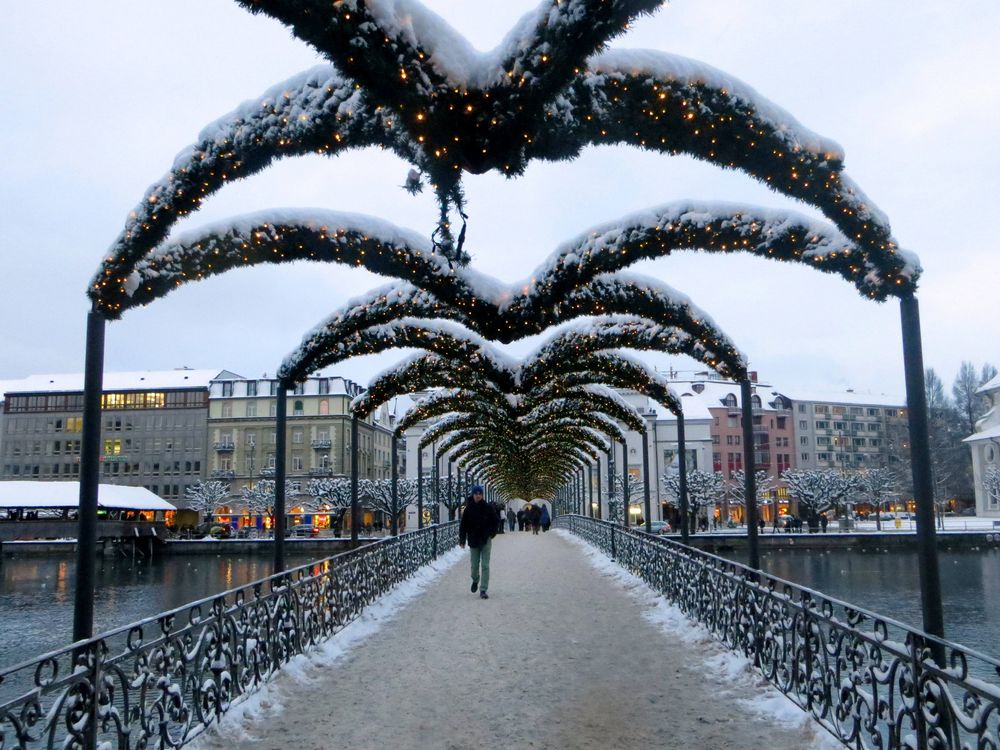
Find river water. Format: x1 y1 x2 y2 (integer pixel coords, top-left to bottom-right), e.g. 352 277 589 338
0 552 319 672
754 547 1000 661
3 547 999 676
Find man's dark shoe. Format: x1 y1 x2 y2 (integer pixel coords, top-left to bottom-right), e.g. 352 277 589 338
480 591 489 599
471 580 478 593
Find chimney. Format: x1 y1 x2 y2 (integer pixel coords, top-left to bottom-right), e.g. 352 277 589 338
749 371 758 383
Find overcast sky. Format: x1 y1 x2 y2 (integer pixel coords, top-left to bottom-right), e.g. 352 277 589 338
1 0 997 397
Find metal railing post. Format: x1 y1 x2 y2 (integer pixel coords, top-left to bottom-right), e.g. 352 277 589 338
741 379 760 570
678 412 690 544
351 415 360 544
274 385 288 573
73 309 105 643
417 441 424 530
900 295 945 642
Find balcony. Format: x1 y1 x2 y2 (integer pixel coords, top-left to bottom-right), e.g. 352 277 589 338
311 439 332 449
210 469 236 480
309 467 333 477
213 442 235 452
259 467 276 477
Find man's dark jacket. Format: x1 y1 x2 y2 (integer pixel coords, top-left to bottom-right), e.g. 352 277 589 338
460 497 497 549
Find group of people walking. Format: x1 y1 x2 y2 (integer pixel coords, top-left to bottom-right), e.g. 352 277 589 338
458 488 552 601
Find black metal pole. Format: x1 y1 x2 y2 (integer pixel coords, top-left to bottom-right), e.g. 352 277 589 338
432 442 439 522
417 439 424 529
606 446 613 522
350 414 359 544
73 309 106 642
741 379 760 570
587 462 594 518
621 439 630 528
273 385 288 572
642 430 652 533
447 458 454 521
677 412 690 544
900 295 945 639
391 434 399 536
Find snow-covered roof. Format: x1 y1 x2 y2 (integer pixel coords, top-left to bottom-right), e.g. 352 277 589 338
0 481 175 511
773 387 904 408
964 425 1000 443
3 369 223 395
978 374 1000 395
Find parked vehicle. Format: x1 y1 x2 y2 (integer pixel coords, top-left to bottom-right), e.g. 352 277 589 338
648 521 670 534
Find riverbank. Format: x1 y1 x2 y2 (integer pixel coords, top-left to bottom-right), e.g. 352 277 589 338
0 536 373 558
678 529 1000 554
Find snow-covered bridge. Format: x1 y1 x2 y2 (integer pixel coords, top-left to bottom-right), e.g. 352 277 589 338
192 529 826 750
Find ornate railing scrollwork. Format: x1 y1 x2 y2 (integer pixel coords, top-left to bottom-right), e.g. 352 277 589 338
0 522 458 749
556 514 1000 749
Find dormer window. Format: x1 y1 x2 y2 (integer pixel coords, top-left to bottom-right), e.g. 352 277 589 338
723 394 737 408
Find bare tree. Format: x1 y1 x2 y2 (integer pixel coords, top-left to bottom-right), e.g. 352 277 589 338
240 480 298 515
359 478 416 534
727 470 776 522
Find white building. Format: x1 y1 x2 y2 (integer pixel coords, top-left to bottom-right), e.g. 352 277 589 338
964 374 1000 517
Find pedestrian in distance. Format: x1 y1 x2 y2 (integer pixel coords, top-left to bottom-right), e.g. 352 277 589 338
820 512 829 533
507 507 516 532
540 504 551 532
530 504 542 535
459 485 497 599
516 508 526 531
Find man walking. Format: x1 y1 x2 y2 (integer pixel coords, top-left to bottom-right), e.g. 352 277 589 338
459 485 497 599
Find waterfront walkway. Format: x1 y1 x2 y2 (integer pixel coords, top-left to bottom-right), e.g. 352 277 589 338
199 530 822 750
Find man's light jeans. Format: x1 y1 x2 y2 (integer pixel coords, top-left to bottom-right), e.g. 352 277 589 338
470 538 492 591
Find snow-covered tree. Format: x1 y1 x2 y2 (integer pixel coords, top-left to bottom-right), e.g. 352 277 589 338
856 467 898 531
359 478 417 533
184 480 230 520
306 477 352 531
663 469 723 531
726 470 776 511
781 469 859 518
240 480 298 515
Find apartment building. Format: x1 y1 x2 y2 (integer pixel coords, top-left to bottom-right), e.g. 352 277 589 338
207 373 395 499
773 388 908 473
0 369 218 503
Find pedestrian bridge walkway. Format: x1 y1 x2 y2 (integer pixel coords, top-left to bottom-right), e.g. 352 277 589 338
195 530 822 750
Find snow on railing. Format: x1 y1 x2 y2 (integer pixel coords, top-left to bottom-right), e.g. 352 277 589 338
0 521 459 749
557 514 1000 749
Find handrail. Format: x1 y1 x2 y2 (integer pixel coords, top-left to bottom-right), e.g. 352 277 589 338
557 514 1000 749
0 521 459 749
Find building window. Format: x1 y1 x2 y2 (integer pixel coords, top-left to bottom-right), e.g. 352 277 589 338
292 455 304 471
222 382 234 397
247 381 257 397
245 431 256 446
318 379 330 395
221 403 232 418
293 383 305 396
293 400 304 416
711 435 720 444
801 452 809 461
246 402 257 418
319 399 329 415
292 430 303 444
833 421 846 431
723 394 737 408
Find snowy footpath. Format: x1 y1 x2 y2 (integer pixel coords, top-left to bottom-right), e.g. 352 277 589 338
194 530 833 750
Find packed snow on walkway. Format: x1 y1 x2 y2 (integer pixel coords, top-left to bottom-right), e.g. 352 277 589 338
188 546 464 748
556 529 841 750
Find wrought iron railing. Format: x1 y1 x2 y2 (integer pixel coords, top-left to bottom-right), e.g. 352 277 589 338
557 514 1000 749
0 521 459 749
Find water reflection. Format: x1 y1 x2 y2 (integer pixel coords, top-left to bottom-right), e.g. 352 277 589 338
0 553 317 670
757 548 1000 657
